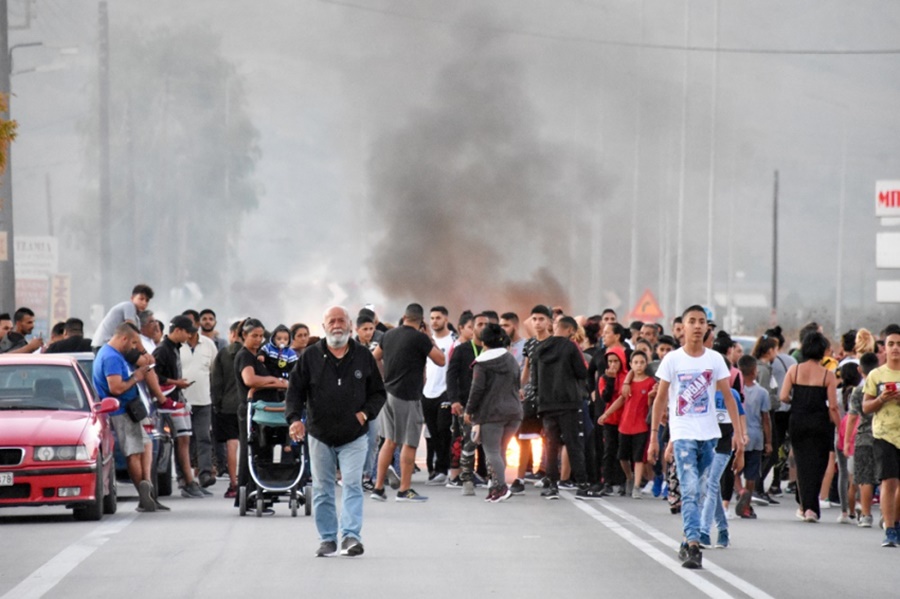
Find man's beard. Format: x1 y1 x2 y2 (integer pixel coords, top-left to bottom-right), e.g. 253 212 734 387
201 324 215 333
326 329 350 348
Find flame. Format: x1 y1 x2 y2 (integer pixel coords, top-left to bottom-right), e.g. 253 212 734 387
505 437 543 469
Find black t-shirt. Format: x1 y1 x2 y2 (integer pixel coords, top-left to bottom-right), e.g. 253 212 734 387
45 336 93 354
234 346 278 402
380 325 434 401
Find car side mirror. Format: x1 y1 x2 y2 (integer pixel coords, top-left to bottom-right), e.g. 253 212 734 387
94 397 120 414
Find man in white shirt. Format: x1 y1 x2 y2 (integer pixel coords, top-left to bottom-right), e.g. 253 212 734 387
648 305 744 570
422 306 456 486
180 312 219 489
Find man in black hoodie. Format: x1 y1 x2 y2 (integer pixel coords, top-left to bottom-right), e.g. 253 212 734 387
287 306 386 558
447 312 489 495
534 316 591 499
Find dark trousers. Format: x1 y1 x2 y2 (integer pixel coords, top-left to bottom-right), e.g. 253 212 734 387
235 401 254 505
542 409 587 484
790 413 833 518
721 453 735 501
422 394 452 475
603 423 625 486
760 411 790 489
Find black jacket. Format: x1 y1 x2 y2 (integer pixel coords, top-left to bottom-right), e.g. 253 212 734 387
285 339 386 447
152 337 183 401
465 349 523 425
446 340 479 408
533 336 588 413
211 341 243 415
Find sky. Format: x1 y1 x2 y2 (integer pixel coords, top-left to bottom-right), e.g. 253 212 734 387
8 0 900 335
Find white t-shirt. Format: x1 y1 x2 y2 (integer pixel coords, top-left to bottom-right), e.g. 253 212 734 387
423 332 455 399
180 335 217 407
657 347 731 442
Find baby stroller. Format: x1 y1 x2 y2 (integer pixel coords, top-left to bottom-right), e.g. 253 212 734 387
239 400 311 517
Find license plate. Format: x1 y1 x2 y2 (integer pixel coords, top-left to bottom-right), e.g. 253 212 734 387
0 472 12 486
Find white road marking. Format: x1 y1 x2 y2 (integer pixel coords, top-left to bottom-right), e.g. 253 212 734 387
568 494 778 599
569 499 734 599
2 513 138 599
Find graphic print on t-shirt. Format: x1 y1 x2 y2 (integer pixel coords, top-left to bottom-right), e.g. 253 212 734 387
676 369 714 417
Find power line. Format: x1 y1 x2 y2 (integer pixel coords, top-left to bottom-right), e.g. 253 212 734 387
316 0 900 56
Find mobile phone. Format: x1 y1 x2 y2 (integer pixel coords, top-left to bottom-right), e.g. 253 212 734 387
886 382 897 393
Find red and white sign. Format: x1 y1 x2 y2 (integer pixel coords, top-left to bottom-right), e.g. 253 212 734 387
877 180 900 217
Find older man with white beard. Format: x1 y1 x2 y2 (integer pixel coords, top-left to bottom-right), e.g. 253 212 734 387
286 306 386 558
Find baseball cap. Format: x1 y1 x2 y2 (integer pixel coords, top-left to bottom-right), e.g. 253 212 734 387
169 315 198 334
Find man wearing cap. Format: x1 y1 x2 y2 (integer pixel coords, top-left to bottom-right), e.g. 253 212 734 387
153 315 207 498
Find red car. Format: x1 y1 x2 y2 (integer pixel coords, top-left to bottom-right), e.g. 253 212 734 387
0 354 119 520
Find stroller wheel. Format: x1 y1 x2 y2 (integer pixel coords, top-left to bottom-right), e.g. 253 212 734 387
304 485 312 516
256 494 263 518
238 486 247 517
290 498 298 517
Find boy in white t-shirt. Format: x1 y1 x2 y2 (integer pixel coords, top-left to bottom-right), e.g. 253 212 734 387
648 305 744 569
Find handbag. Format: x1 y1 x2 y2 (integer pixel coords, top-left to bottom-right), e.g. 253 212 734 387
125 398 148 423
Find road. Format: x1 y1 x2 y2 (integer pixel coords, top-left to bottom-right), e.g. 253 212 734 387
1 467 897 599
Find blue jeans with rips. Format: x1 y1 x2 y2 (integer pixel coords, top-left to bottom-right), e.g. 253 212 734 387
308 433 368 543
673 438 716 543
700 451 731 538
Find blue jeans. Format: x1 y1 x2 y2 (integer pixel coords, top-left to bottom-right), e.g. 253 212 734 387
700 451 731 537
673 438 716 543
308 434 368 543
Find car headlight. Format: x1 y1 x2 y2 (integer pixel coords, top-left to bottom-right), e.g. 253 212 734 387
34 445 89 461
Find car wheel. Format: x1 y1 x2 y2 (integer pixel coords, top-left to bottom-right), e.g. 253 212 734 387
73 469 104 522
103 474 117 515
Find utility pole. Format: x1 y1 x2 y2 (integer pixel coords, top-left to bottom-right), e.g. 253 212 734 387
45 173 52 236
0 0 15 313
772 170 779 317
98 1 111 306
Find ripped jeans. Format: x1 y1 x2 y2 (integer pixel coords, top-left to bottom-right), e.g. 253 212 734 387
700 451 731 538
672 438 716 543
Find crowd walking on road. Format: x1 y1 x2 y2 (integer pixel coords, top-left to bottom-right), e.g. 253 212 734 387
4 284 900 565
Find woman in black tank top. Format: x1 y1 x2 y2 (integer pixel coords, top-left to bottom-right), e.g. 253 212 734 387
779 332 839 522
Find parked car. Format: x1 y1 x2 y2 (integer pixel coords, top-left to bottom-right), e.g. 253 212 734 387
66 352 175 496
0 354 119 520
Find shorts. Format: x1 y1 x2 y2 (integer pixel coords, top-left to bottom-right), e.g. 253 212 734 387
618 431 649 463
170 408 193 438
215 412 240 442
111 413 150 456
874 438 900 481
854 444 876 486
518 415 543 439
380 394 424 448
741 449 763 481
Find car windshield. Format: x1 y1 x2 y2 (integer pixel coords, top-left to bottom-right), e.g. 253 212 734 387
0 365 90 412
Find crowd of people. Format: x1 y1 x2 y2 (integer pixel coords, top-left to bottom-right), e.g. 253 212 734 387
3 284 900 565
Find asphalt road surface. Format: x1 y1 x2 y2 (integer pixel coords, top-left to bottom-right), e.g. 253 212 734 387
1 467 897 599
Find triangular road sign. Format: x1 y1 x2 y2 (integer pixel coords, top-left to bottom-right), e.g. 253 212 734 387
627 289 664 322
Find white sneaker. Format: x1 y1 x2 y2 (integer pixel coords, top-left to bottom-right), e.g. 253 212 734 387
425 472 448 486
819 498 833 509
837 513 850 524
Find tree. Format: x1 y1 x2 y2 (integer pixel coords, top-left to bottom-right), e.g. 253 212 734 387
65 24 260 312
